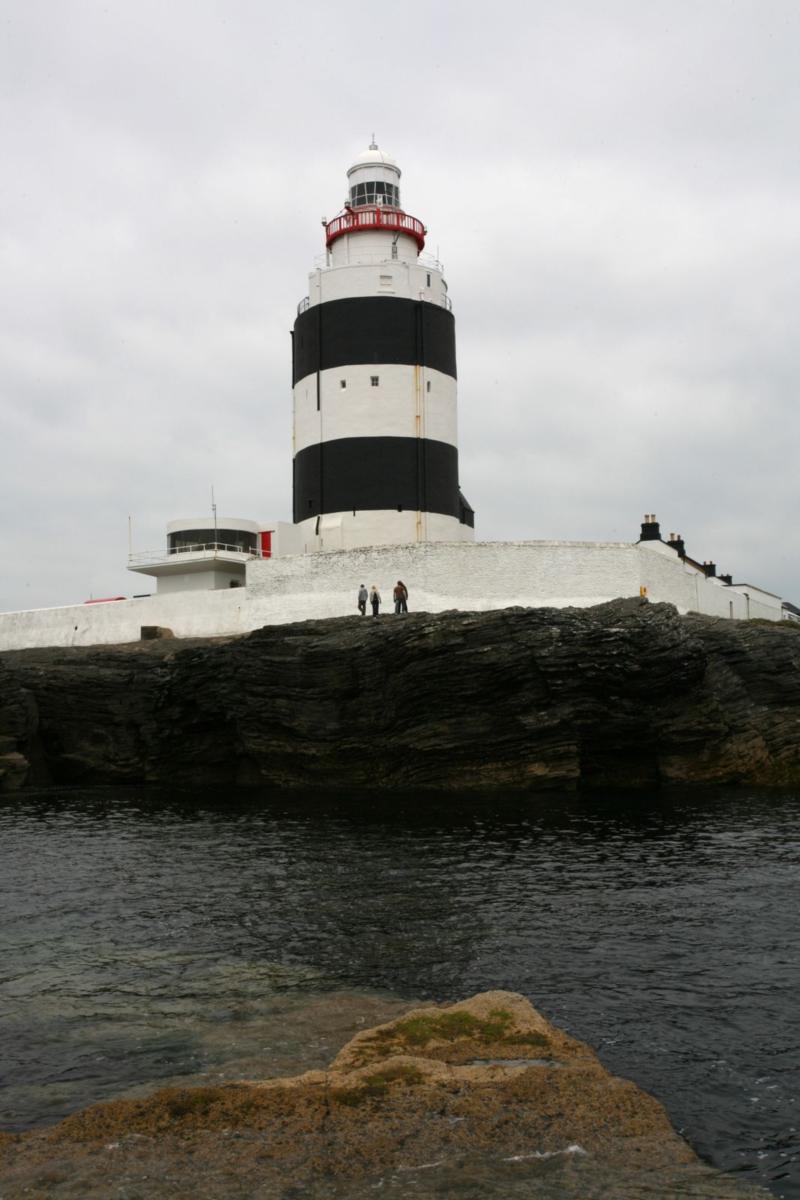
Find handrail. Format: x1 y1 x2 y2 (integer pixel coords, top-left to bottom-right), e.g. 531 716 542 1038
326 206 426 252
128 543 266 566
297 295 310 315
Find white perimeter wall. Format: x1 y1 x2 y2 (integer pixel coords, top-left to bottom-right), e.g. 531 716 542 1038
0 539 779 651
0 589 252 651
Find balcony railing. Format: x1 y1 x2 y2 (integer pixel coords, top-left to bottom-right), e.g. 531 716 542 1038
297 289 451 312
128 542 267 567
326 207 426 251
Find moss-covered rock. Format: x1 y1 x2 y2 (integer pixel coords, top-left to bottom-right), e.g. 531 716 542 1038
0 991 771 1197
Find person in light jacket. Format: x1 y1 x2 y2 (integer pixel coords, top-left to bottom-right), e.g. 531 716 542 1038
357 584 368 616
369 585 381 617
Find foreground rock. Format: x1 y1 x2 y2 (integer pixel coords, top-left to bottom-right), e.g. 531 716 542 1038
2 598 800 792
0 992 768 1198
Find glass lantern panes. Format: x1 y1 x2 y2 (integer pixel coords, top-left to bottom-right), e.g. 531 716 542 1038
349 181 400 208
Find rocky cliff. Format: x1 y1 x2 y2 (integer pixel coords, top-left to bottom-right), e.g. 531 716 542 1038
2 598 800 793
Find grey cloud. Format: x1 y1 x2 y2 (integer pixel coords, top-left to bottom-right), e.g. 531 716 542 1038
1 0 798 612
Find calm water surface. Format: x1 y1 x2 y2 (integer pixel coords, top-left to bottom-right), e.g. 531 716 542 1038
0 787 798 1197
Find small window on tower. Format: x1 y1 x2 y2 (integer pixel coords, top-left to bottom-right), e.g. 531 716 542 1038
426 273 431 286
371 376 379 387
426 380 431 393
340 379 347 389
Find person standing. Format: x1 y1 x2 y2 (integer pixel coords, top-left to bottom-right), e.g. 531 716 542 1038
369 585 381 617
357 584 368 616
393 580 409 614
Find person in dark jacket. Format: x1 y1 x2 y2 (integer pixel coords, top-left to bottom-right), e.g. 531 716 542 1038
393 580 408 614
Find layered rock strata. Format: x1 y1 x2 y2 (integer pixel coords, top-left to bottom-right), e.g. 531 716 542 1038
2 598 800 792
0 992 769 1198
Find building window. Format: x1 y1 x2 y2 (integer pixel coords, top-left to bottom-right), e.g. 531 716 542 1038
371 376 379 387
426 380 431 393
426 273 431 286
340 379 346 389
168 528 256 554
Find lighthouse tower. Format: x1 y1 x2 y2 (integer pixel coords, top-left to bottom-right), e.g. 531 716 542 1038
291 142 475 552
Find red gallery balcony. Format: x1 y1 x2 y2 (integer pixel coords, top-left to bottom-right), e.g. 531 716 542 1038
325 206 426 252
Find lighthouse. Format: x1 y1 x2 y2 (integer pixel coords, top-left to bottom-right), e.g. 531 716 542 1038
291 141 475 552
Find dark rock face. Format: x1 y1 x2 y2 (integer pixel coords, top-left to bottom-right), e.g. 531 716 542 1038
2 599 800 792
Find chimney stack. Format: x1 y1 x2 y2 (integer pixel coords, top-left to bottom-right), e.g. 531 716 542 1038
667 532 686 557
639 513 661 542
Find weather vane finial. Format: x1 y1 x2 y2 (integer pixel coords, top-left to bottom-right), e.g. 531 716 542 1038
369 133 378 150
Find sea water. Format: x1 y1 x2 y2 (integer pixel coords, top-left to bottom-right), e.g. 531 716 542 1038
0 787 798 1197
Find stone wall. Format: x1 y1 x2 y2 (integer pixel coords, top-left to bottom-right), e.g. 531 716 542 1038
0 539 782 651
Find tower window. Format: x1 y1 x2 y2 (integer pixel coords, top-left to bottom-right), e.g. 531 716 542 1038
349 181 400 208
426 273 431 286
371 376 379 387
426 380 431 393
340 379 347 389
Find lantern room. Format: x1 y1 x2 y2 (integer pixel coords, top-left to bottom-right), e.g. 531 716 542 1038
346 140 402 208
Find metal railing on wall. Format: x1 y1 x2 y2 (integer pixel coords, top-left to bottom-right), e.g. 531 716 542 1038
128 543 266 566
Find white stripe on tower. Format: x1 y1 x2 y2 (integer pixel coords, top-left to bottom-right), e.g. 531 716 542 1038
291 141 474 552
293 367 458 455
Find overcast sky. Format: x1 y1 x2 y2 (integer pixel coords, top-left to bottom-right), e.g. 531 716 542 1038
2 0 799 611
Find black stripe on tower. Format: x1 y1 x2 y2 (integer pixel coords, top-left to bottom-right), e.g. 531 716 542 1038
292 297 456 385
293 437 473 525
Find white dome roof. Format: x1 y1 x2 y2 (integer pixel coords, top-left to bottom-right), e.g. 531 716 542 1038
347 142 400 176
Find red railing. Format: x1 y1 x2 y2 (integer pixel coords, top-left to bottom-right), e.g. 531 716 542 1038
325 206 426 251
